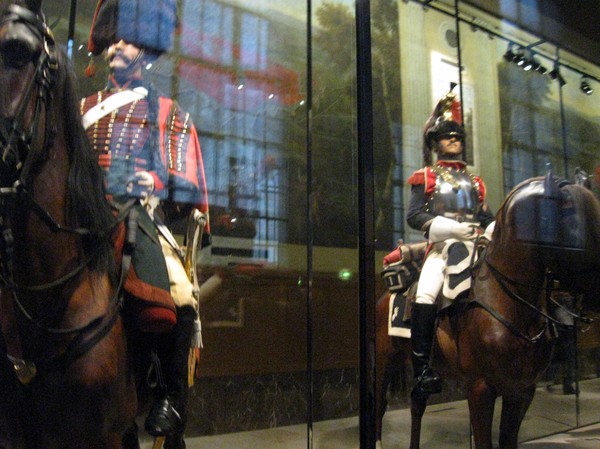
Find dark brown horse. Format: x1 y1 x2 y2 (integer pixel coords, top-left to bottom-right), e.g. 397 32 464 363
0 1 137 447
376 173 600 449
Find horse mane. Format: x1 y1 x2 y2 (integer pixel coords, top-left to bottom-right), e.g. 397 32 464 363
55 51 117 274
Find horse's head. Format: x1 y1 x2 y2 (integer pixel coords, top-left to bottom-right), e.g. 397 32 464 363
498 171 600 305
0 0 56 187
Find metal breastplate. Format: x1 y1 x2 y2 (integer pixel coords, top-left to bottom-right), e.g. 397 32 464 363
426 166 481 222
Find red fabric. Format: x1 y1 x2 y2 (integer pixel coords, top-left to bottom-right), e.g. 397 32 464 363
113 222 177 333
383 247 401 266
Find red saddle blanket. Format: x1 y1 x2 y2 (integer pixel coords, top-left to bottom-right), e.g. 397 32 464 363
113 221 177 334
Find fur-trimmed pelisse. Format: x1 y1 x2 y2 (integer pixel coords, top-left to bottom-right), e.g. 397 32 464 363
88 0 177 55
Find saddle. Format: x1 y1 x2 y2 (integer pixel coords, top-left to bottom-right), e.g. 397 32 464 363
113 203 177 334
382 238 489 336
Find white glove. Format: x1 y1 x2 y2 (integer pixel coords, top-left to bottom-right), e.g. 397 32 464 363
428 215 478 243
126 171 155 199
483 221 495 241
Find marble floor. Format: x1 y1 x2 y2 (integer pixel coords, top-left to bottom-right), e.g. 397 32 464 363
141 378 600 448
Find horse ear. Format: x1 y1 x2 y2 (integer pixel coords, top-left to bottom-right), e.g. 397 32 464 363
24 0 42 14
573 167 591 189
543 169 561 197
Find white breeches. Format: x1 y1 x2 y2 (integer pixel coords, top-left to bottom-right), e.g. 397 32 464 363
158 235 196 309
415 249 445 305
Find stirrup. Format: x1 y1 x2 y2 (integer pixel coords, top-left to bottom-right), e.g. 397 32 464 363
413 367 442 395
145 397 182 436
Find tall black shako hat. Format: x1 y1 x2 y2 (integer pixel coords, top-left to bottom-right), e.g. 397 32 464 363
422 83 465 165
87 0 177 56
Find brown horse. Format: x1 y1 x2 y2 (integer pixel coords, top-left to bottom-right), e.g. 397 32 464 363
376 173 600 449
0 1 137 447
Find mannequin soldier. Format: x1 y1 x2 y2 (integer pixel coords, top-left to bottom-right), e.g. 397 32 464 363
406 87 495 395
81 1 210 447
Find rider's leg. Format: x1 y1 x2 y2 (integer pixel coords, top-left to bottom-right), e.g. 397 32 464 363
144 305 196 446
145 235 197 447
411 252 444 394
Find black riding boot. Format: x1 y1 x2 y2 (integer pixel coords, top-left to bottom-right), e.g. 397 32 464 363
145 306 197 448
411 302 442 395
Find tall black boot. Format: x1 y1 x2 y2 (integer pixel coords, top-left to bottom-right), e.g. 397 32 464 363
145 306 197 448
410 302 442 395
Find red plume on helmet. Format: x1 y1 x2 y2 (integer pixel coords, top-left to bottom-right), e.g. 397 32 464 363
422 83 465 165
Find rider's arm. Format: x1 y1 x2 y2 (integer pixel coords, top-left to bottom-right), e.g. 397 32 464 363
407 184 436 233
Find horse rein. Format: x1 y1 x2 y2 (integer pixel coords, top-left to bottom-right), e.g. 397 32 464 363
475 256 581 343
0 6 133 384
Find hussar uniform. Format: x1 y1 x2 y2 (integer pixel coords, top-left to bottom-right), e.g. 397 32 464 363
83 1 210 447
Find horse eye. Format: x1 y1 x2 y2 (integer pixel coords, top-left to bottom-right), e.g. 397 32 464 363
0 37 38 69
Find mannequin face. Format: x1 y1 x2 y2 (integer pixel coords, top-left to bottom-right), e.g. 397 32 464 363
106 39 143 81
435 136 463 158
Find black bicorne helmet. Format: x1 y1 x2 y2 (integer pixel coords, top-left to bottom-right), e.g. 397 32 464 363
422 83 465 165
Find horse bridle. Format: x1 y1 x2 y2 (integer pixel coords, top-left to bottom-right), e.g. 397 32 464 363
474 256 589 344
0 6 132 385
0 3 57 186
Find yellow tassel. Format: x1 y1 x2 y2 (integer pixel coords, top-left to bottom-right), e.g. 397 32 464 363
188 347 201 387
152 436 165 449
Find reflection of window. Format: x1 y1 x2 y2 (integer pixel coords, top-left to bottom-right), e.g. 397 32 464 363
498 61 560 193
240 13 268 70
177 0 300 252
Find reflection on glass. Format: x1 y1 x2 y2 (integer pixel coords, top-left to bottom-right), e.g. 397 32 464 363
37 0 600 446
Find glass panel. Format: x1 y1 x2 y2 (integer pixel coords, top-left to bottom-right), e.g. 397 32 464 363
378 3 475 448
310 1 360 448
31 1 600 447
560 60 600 429
484 19 580 441
53 1 313 447
375 1 596 447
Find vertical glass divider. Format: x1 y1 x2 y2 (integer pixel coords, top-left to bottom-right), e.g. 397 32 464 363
356 0 377 447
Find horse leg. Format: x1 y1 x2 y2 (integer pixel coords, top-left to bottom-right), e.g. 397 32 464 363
409 388 429 449
466 380 496 449
498 384 536 449
121 422 141 449
375 343 391 446
375 293 393 448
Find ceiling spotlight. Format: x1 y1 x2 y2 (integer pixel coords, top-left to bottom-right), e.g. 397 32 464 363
503 49 516 62
549 68 566 87
503 43 517 62
548 62 567 86
580 77 593 95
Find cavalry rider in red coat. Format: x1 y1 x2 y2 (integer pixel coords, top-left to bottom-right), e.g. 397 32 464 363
407 87 495 395
81 1 210 447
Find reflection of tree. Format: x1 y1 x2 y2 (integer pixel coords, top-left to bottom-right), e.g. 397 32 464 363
499 61 600 190
498 60 556 190
310 1 400 248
